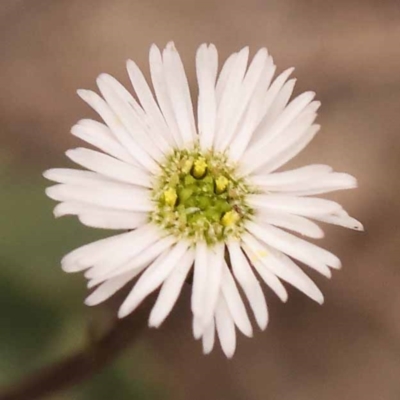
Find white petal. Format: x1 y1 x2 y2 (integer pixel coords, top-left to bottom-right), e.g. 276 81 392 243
163 42 197 146
256 78 296 135
246 222 340 276
84 268 144 306
202 319 215 355
241 104 318 175
310 213 364 231
192 315 203 340
118 240 190 318
88 234 177 286
46 183 151 212
220 262 253 337
83 224 161 279
44 168 112 187
71 119 136 164
215 295 236 358
215 52 237 104
214 46 249 150
77 89 158 173
191 241 208 318
256 90 315 148
52 201 98 218
126 59 175 146
65 148 151 188
250 164 333 188
248 194 343 218
255 211 324 239
253 124 320 175
249 67 294 144
148 248 195 328
228 56 276 161
61 230 138 272
242 233 324 304
217 48 269 151
149 44 182 147
241 244 288 302
196 43 218 150
96 74 166 162
201 243 225 328
227 241 269 330
78 211 147 230
92 73 145 117
282 173 358 196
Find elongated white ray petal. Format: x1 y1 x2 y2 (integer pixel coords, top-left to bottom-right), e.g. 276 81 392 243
241 105 318 175
71 120 136 164
163 42 196 146
201 243 225 328
256 78 296 135
228 241 269 330
83 224 161 279
228 56 276 161
248 195 343 218
52 201 102 218
250 164 332 188
255 211 324 239
78 211 147 230
214 47 249 149
85 268 145 306
254 90 315 149
218 48 269 151
46 183 151 213
97 74 146 117
215 295 236 358
192 315 203 340
255 124 320 175
196 43 218 150
149 248 195 328
248 223 333 278
215 52 237 104
43 169 113 187
282 173 358 196
126 59 175 146
242 244 288 302
66 148 151 188
220 262 253 337
77 89 158 172
249 67 294 144
61 235 126 272
52 201 148 231
311 213 364 231
61 226 153 272
202 319 216 355
88 235 177 286
247 221 340 274
96 74 166 161
191 241 208 318
149 44 182 148
118 241 190 318
242 233 324 304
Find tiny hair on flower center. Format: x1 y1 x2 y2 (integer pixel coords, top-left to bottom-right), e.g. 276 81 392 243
150 146 255 244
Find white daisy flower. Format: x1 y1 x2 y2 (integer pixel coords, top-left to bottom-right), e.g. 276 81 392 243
44 42 363 358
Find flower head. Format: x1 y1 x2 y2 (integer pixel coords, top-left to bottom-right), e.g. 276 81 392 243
44 42 363 358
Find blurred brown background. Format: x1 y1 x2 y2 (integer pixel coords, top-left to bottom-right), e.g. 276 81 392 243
1 0 400 399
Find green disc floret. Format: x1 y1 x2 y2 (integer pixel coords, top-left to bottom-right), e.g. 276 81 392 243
150 146 255 244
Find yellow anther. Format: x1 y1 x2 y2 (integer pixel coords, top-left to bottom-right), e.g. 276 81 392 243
221 210 240 227
215 176 229 194
164 187 177 207
192 157 207 178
